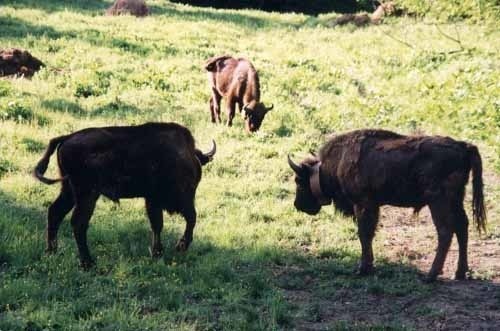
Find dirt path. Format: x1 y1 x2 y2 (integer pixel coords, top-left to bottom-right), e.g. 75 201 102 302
281 206 500 330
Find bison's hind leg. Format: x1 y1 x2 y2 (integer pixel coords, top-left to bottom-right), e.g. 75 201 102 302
454 204 470 280
209 89 222 124
145 199 164 258
176 204 196 252
70 191 98 270
46 181 74 253
426 200 455 282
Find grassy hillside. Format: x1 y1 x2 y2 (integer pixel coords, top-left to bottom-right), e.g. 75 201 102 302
1 1 499 330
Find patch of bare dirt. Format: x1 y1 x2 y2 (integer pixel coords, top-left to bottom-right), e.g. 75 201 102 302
282 171 499 329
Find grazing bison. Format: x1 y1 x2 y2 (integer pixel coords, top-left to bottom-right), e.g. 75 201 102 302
288 129 486 282
204 55 273 132
34 123 216 269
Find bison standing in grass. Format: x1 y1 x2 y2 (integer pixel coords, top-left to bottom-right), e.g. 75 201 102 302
288 129 486 282
204 55 273 132
34 123 215 269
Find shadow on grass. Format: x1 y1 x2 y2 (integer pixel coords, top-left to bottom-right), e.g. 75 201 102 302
0 16 152 56
3 0 110 14
41 98 141 119
168 0 370 15
41 99 85 116
1 188 499 329
149 4 296 29
0 15 65 40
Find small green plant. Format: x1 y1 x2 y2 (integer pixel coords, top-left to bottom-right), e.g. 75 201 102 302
0 101 34 123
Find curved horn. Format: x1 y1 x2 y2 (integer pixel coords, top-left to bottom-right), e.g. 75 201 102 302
204 140 216 159
287 155 303 175
309 149 317 157
266 104 274 111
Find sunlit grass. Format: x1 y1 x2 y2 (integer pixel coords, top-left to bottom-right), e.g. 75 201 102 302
0 1 499 330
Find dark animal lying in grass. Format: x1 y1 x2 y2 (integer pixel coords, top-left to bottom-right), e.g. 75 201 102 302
329 1 395 27
288 129 486 282
204 55 273 132
0 48 44 77
34 122 216 269
106 0 149 17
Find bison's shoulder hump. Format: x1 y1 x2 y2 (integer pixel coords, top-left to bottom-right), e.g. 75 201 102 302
204 55 233 72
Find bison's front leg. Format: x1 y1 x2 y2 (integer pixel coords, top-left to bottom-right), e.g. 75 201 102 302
176 205 196 252
226 98 237 127
71 193 98 270
354 204 379 275
145 199 164 258
46 183 74 253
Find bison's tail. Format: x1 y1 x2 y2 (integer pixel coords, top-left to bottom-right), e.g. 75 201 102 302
468 144 487 233
33 134 70 185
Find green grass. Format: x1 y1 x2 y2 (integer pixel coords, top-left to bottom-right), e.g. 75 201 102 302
0 1 499 330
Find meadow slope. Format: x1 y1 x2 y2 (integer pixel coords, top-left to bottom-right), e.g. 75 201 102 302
0 1 499 330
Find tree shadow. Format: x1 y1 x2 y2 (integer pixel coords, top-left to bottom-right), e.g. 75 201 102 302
148 3 296 29
41 98 142 119
41 99 85 117
0 15 65 40
168 0 370 15
3 0 110 14
89 100 142 118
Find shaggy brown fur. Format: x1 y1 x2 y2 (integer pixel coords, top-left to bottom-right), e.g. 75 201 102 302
33 123 216 269
0 48 44 77
289 129 486 282
106 0 149 17
329 2 395 27
204 55 273 132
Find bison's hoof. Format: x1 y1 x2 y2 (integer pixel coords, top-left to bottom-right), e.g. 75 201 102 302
455 269 470 280
45 243 58 254
79 259 95 271
149 246 163 259
357 264 374 276
175 238 189 252
422 274 438 283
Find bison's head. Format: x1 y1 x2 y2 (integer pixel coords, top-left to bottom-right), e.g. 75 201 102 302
287 155 323 215
243 102 273 133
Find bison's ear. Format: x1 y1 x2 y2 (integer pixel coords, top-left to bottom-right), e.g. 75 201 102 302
243 104 252 117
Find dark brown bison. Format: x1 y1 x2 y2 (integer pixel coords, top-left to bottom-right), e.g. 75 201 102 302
106 0 149 17
204 55 273 132
34 122 216 269
288 129 486 282
0 48 44 77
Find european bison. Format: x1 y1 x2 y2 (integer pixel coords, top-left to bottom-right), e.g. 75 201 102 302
288 129 486 282
0 48 44 77
34 122 216 269
205 55 273 132
106 0 149 17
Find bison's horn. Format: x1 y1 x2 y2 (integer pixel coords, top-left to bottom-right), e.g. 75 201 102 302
309 149 317 157
288 155 303 175
204 140 216 159
266 104 274 111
